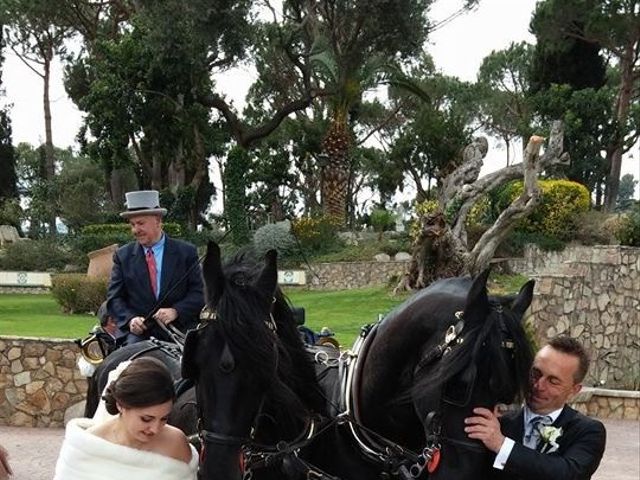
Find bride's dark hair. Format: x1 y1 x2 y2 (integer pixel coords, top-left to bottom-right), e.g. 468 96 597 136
103 357 175 415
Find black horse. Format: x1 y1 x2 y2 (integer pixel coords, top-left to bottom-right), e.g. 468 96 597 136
183 241 535 480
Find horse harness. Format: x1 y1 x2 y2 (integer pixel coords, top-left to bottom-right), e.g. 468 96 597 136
312 317 466 479
416 304 518 475
194 305 341 480
312 305 515 479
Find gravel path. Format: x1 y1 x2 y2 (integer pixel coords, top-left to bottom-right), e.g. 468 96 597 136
0 418 637 479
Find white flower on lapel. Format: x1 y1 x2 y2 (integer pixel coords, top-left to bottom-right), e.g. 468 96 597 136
539 425 563 453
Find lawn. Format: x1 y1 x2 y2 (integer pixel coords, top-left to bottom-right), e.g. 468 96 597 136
0 274 529 345
0 288 409 345
0 294 97 339
284 287 410 346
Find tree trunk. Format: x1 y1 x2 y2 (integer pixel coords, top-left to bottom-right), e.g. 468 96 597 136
43 45 56 236
396 122 568 292
321 116 350 225
603 46 635 211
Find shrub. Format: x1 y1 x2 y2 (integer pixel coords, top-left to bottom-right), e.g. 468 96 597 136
291 215 342 253
615 203 640 247
495 179 590 241
253 221 297 258
409 200 439 241
369 209 395 239
51 274 109 314
71 222 185 254
0 239 78 271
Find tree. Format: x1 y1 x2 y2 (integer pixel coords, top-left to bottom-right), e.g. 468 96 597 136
382 62 475 203
396 122 569 291
530 0 640 211
0 22 16 209
2 0 72 235
56 153 108 233
617 173 638 210
476 42 535 165
308 0 435 224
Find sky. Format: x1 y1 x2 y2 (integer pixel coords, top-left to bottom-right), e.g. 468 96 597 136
2 0 638 200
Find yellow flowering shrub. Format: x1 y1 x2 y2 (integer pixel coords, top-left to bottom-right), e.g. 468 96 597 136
291 214 342 252
409 200 440 240
498 179 591 240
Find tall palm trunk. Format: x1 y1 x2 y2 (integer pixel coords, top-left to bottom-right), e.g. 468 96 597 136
321 114 351 225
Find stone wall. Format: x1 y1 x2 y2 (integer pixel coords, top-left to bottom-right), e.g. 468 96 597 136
305 260 409 290
0 337 87 427
571 388 639 420
527 245 639 390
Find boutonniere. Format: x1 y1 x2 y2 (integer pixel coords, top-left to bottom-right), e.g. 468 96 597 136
539 425 563 453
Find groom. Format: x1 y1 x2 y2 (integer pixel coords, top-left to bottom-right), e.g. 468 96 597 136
465 335 606 480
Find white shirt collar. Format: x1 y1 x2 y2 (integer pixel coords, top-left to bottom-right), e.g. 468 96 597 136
524 404 564 424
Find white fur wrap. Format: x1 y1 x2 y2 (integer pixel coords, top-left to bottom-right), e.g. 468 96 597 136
53 418 198 480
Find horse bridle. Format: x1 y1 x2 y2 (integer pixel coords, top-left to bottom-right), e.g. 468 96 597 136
418 304 518 472
193 304 327 478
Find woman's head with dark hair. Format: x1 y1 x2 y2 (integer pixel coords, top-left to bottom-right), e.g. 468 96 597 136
103 357 175 415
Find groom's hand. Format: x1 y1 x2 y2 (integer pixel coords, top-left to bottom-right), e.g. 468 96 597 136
464 407 505 452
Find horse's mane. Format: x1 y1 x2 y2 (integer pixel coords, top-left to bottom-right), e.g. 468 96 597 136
413 290 533 406
213 251 325 432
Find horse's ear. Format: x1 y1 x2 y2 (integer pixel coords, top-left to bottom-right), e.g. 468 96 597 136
511 280 535 319
181 329 200 380
203 240 224 305
464 268 491 320
254 249 278 296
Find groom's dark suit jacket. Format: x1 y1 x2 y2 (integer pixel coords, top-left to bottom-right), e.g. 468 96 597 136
492 405 606 480
107 236 204 340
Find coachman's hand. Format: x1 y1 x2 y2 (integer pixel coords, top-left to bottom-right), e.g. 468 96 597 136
129 316 147 335
153 308 178 325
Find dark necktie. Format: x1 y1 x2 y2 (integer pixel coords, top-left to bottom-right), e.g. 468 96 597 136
146 249 157 297
523 415 552 449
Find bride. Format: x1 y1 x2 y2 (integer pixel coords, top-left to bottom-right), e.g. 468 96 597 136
54 357 198 480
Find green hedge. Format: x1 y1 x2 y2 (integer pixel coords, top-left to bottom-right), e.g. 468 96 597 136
0 240 79 271
72 222 186 255
51 274 109 314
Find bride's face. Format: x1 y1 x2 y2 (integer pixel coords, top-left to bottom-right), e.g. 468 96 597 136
119 400 173 445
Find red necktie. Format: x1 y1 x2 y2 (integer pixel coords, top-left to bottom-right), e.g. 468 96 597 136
146 249 157 297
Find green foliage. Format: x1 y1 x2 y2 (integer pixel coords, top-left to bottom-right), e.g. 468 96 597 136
476 41 534 147
291 215 342 254
50 274 108 314
0 239 78 271
71 222 184 254
615 203 640 247
496 179 591 240
369 209 395 234
617 174 638 211
57 155 108 232
253 222 296 258
224 146 251 246
499 231 566 256
0 198 22 229
409 200 439 241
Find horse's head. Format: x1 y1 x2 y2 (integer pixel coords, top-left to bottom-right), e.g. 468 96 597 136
413 269 535 477
182 241 319 480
